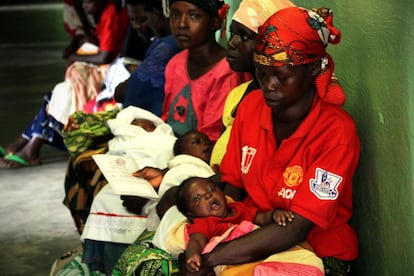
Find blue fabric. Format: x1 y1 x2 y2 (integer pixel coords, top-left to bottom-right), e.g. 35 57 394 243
123 35 181 116
82 239 129 275
22 92 66 151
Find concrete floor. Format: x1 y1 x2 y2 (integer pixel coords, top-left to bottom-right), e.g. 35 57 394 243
0 4 82 275
0 161 81 276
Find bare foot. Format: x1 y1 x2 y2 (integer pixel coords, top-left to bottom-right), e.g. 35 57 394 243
0 137 42 168
2 137 29 155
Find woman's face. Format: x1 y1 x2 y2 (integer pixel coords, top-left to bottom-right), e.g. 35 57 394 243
227 21 256 73
126 3 153 41
181 131 212 163
145 8 161 36
82 0 101 15
254 63 314 111
184 179 228 219
169 1 213 49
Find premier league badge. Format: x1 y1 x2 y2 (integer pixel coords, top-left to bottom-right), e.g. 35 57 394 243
310 168 342 200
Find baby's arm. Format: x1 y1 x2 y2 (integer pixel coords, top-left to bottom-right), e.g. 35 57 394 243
186 232 208 272
254 209 295 226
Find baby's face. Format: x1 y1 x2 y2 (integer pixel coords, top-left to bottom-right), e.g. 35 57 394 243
182 132 212 163
131 118 156 132
184 179 227 219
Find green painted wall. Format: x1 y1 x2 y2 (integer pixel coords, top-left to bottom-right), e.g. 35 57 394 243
224 0 414 273
291 0 414 275
225 0 414 274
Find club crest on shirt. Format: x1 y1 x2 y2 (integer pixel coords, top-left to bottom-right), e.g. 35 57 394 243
241 145 256 174
310 168 342 200
283 165 303 187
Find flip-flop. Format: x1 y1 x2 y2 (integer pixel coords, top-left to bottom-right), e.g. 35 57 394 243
0 146 7 157
0 154 40 169
4 154 29 168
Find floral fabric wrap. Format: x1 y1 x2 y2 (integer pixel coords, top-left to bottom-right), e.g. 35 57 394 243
62 108 120 158
112 230 179 276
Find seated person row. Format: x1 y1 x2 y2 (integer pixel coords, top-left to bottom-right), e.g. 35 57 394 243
116 4 360 276
0 0 131 168
112 0 298 274
63 0 182 233
58 0 278 274
62 0 249 273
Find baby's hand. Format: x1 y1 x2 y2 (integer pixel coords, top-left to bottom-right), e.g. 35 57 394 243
272 209 295 226
186 254 202 272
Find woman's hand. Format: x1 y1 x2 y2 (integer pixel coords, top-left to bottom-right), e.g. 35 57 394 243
132 167 166 188
121 167 166 214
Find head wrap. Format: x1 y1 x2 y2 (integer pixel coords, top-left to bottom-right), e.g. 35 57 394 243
166 0 229 37
232 0 295 33
168 0 224 17
254 7 345 105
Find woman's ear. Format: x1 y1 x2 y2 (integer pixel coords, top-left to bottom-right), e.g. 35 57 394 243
210 17 223 32
311 60 322 77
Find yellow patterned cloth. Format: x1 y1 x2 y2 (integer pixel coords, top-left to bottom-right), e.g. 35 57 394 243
210 81 252 166
232 0 295 33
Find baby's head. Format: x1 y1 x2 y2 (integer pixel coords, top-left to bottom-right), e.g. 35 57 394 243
131 118 156 132
173 130 212 163
176 177 228 220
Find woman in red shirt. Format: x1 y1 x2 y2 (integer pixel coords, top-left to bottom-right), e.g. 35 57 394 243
184 7 361 276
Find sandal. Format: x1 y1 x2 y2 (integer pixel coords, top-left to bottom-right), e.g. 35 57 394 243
0 146 7 157
0 154 41 169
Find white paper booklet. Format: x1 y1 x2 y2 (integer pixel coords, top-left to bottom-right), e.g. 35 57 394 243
76 42 99 55
92 154 159 200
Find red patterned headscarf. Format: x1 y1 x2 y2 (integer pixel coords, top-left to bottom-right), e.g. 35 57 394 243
254 7 345 105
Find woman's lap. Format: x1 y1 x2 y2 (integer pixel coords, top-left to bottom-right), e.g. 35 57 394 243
113 229 179 276
82 239 130 275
